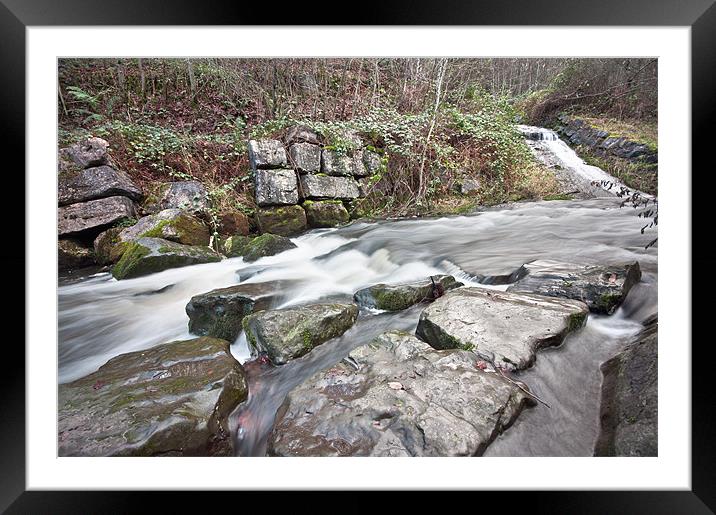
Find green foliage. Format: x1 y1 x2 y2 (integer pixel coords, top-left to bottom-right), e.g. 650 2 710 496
97 121 185 173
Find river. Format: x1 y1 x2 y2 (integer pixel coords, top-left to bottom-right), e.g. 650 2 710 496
58 127 657 456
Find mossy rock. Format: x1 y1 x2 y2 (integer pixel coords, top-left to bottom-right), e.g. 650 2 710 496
58 239 95 271
304 200 350 228
242 303 359 365
111 237 221 280
354 275 463 312
58 336 248 456
256 205 307 236
223 233 297 262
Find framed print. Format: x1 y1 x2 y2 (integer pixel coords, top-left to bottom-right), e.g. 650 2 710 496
3 0 714 511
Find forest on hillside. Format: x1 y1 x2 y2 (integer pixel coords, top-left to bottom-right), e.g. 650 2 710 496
58 57 658 226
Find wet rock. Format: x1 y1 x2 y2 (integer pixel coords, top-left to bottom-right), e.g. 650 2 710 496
354 275 462 312
288 143 321 173
224 233 297 262
60 137 111 169
594 323 657 456
242 303 359 365
256 205 307 236
268 331 531 456
186 282 286 340
58 196 137 237
111 237 221 280
218 211 250 236
507 260 641 314
58 336 248 456
155 181 208 214
415 287 589 371
58 239 94 270
255 169 299 207
284 125 322 146
303 200 350 228
58 165 143 206
248 139 288 170
300 174 360 200
93 227 125 265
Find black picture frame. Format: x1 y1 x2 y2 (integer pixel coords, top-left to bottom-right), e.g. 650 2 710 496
3 0 713 512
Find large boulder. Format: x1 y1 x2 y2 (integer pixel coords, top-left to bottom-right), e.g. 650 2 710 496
248 139 288 170
255 169 299 207
594 323 657 456
93 227 124 265
256 205 307 236
60 137 110 169
268 331 532 456
58 337 248 456
415 287 589 371
58 239 94 271
186 281 286 341
111 237 221 280
93 210 211 265
58 196 137 237
58 165 143 206
354 275 462 312
303 200 350 228
224 233 297 262
507 260 641 314
299 174 360 200
152 181 208 214
289 143 321 173
242 303 359 365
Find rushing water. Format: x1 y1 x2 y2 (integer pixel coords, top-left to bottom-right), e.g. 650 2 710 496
58 130 658 457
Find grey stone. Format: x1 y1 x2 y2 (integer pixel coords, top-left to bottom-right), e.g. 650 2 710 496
300 174 360 200
58 165 143 206
284 125 321 146
58 337 248 456
460 178 481 195
248 139 288 170
156 181 208 214
58 239 95 270
321 150 354 177
304 200 350 228
111 237 221 280
507 260 641 314
60 137 111 169
186 281 287 341
415 287 589 371
289 143 321 173
58 196 137 237
354 275 462 311
224 233 297 261
242 303 359 365
255 169 299 207
268 331 532 456
362 149 383 176
594 323 657 456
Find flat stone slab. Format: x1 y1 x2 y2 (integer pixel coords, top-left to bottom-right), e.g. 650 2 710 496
58 336 248 456
58 195 137 237
256 205 307 236
242 303 359 365
415 287 589 370
248 139 288 169
155 181 209 214
111 237 221 280
255 169 299 207
118 208 210 247
304 200 350 228
354 275 462 311
594 322 657 456
268 331 531 456
289 142 321 173
186 281 288 341
58 165 143 206
300 174 360 200
59 137 111 169
507 260 641 314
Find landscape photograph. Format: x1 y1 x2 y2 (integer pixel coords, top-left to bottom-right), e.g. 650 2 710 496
56 57 658 458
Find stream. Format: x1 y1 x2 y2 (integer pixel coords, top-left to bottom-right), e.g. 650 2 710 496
58 127 657 457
